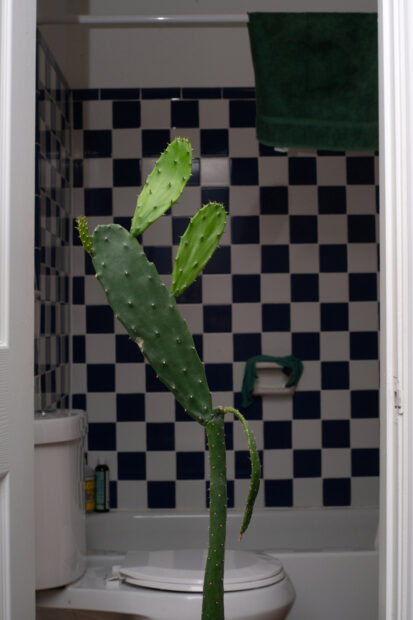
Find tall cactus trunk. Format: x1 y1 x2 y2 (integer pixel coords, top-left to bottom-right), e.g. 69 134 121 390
202 410 227 620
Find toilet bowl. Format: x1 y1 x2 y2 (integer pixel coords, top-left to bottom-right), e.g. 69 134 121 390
36 548 295 620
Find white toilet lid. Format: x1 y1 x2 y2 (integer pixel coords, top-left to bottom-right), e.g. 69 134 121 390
118 549 285 593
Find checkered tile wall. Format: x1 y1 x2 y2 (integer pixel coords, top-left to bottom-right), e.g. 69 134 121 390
71 87 380 511
35 33 71 412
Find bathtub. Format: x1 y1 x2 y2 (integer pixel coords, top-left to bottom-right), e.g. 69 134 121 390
37 507 378 620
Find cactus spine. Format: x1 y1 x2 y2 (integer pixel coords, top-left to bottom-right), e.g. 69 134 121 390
77 138 260 620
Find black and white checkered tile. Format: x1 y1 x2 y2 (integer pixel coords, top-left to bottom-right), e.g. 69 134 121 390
71 87 380 511
35 33 71 412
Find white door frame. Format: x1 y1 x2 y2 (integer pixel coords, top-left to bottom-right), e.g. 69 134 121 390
0 0 36 618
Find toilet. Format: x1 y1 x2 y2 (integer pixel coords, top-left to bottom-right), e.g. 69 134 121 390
35 411 295 620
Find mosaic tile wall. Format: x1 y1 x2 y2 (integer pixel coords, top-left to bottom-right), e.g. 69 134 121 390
35 33 71 412
71 87 380 511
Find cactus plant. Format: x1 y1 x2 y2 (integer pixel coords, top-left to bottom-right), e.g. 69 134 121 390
77 138 260 620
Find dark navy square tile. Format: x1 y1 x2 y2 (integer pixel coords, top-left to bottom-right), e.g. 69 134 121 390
348 215 376 243
144 246 172 275
73 101 83 129
293 391 321 419
142 88 180 99
290 216 318 243
200 129 229 157
171 100 199 128
116 334 144 363
318 186 346 214
84 188 112 216
265 480 293 507
232 274 260 303
201 187 229 211
235 450 263 479
346 156 375 184
231 215 259 243
187 157 200 186
113 101 140 129
260 187 288 214
116 393 145 421
292 333 320 360
203 305 232 332
177 277 202 304
86 305 114 333
349 274 377 301
72 394 86 410
262 303 290 332
323 478 351 506
206 480 234 509
223 422 234 451
175 401 196 421
88 422 116 450
291 274 319 302
321 362 349 390
264 421 292 449
317 150 346 156
142 130 170 157
72 277 84 305
87 364 115 392
289 157 317 185
72 335 85 363
352 448 379 476
109 481 118 509
319 245 347 272
223 87 255 99
146 422 175 451
73 89 99 101
146 365 169 392
182 87 221 99
234 392 263 420
261 245 289 273
233 333 261 362
73 159 83 187
177 452 205 480
322 420 350 448
172 217 190 244
320 303 349 331
113 217 132 230
113 159 141 187
148 481 175 509
350 332 378 360
230 158 259 186
229 100 256 127
118 452 146 480
83 130 112 158
101 88 140 100
205 363 233 391
294 449 321 478
203 246 231 274
351 390 379 418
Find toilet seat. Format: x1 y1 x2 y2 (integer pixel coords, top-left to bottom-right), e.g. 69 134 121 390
118 549 285 592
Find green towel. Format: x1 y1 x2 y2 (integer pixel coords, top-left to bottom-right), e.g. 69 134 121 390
248 13 378 151
241 355 303 408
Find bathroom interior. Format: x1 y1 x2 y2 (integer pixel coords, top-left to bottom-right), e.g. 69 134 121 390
34 0 380 618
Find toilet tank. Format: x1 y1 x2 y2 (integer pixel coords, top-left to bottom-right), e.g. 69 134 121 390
34 410 87 590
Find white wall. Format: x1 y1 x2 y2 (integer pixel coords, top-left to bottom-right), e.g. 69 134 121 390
37 0 377 88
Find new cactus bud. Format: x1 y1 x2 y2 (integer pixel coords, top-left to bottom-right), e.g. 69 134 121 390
76 216 94 257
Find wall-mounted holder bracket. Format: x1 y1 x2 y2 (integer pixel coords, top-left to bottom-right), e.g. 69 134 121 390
252 362 296 396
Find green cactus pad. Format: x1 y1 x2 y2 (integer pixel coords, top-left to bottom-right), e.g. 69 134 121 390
92 223 212 425
171 202 226 297
76 216 94 257
130 138 192 237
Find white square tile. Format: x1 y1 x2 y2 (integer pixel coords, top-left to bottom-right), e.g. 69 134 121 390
260 215 289 244
86 334 115 364
117 481 147 510
116 363 145 393
203 275 232 304
290 303 320 332
72 131 84 158
141 157 157 180
71 306 86 335
87 451 117 479
199 100 229 128
288 186 318 214
295 361 321 391
233 419 263 451
316 156 347 185
203 333 234 363
170 128 201 157
211 391 234 409
141 216 172 245
176 480 206 510
289 245 319 273
318 215 348 243
261 274 291 303
177 303 203 333
232 303 261 333
86 393 116 423
262 395 294 422
320 332 350 361
84 276 107 305
258 157 289 185
146 452 176 481
112 129 141 159
321 391 351 420
229 128 259 157
232 361 247 394
261 333 292 358
113 187 139 217
322 448 351 477
350 419 380 449
140 99 170 128
201 158 230 186
319 274 349 302
116 421 146 451
293 478 322 508
349 302 379 331
175 421 205 451
145 393 175 422
351 477 379 507
349 361 379 390
231 245 261 274
174 186 201 216
346 186 377 214
229 186 260 215
264 450 293 479
71 363 86 392
293 420 322 449
347 244 378 272
83 100 112 130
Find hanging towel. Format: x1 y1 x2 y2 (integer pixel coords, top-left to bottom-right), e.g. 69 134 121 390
247 13 378 151
241 355 303 408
